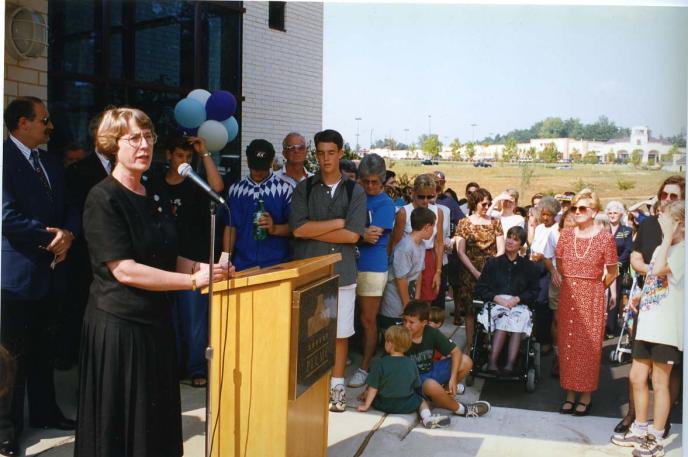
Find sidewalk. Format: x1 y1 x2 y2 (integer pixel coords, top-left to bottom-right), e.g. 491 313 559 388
28 301 683 457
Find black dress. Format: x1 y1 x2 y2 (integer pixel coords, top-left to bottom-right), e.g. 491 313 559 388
75 176 182 457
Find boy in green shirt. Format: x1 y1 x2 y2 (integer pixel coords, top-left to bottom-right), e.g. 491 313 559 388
403 301 490 418
357 325 450 429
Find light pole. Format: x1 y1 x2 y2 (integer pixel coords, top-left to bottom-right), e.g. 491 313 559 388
355 117 362 152
428 115 432 136
370 128 374 149
470 123 477 143
404 128 409 147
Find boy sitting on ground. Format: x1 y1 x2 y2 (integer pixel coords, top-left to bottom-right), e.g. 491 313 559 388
378 207 436 330
403 301 488 417
357 326 451 429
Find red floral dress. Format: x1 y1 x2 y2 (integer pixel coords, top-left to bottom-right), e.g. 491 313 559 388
556 228 617 392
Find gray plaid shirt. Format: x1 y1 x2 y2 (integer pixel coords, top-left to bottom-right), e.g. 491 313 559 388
289 173 367 286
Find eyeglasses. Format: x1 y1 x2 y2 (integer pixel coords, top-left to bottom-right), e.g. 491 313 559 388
362 179 382 186
39 116 51 125
660 191 680 201
572 205 590 213
416 194 436 200
479 201 491 207
285 144 306 152
120 132 157 147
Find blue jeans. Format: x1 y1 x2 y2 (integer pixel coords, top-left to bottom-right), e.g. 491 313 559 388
170 289 208 378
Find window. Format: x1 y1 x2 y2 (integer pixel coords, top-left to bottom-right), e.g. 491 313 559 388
268 2 286 31
48 0 243 162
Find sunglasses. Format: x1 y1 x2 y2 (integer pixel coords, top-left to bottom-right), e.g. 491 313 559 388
660 191 680 201
416 194 436 200
479 201 491 207
285 144 306 152
39 116 51 125
572 205 590 213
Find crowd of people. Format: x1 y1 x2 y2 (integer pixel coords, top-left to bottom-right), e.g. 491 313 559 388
0 96 684 457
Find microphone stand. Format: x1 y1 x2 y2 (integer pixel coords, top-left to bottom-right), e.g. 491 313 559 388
205 200 217 457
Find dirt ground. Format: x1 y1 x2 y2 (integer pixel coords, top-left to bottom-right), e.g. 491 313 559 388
388 161 676 207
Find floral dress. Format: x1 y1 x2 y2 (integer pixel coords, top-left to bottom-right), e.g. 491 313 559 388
556 228 617 392
454 218 503 313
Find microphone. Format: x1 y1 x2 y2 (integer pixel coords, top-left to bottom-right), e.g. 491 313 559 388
177 163 227 207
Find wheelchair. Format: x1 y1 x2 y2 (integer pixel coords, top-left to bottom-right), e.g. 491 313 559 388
464 300 541 393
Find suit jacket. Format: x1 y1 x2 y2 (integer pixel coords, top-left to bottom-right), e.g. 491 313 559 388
2 139 79 300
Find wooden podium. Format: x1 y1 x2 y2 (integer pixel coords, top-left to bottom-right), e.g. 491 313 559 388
206 254 341 457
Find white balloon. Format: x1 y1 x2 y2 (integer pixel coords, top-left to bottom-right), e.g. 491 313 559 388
187 88 211 105
198 120 229 152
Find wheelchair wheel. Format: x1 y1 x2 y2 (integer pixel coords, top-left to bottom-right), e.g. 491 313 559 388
609 350 618 363
525 368 536 393
465 374 475 387
532 343 541 380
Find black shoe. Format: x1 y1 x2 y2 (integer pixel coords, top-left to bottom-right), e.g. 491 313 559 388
614 417 633 434
30 414 76 430
573 401 592 416
662 423 671 439
0 439 18 457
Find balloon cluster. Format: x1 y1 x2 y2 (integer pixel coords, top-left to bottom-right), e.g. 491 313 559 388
174 89 239 152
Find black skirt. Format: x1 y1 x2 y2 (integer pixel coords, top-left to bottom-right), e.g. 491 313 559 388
75 306 183 457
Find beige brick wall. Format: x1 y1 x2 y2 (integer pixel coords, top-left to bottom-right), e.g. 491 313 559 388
4 0 49 109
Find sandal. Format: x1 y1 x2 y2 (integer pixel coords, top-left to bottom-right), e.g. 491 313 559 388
573 401 592 416
559 400 575 414
190 376 207 388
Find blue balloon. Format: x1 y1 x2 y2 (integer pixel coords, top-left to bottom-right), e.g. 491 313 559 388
174 98 206 129
221 116 239 142
205 90 237 121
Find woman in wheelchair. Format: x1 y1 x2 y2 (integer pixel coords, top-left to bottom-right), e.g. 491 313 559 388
474 226 539 375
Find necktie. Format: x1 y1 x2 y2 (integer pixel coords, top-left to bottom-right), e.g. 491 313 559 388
30 150 53 199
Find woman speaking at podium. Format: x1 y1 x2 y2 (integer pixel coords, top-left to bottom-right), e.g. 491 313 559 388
75 107 232 457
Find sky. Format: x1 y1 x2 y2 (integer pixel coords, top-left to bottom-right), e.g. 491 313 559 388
322 3 688 148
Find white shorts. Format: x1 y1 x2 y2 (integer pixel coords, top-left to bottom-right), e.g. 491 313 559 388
337 284 356 338
356 271 388 297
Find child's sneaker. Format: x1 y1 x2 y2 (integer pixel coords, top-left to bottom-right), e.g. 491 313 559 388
329 384 347 413
632 435 665 457
347 369 368 388
611 423 647 448
422 414 451 429
456 383 466 395
457 401 491 418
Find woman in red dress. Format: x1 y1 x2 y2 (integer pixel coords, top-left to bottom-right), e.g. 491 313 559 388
556 189 618 416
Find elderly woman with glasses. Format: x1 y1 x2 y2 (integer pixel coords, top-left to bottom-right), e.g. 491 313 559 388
75 107 233 457
454 188 504 352
555 189 618 416
348 154 397 388
390 174 445 303
605 201 633 337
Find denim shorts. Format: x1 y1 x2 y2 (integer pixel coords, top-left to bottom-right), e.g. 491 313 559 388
418 357 451 387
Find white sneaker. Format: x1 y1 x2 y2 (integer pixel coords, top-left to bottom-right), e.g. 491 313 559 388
632 435 665 457
456 383 466 395
329 384 347 412
348 368 368 388
423 414 451 429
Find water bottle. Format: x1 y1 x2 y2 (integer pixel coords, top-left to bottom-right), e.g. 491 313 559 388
253 198 267 240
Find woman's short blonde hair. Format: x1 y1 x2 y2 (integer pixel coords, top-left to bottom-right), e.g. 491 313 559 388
413 174 436 195
384 325 412 353
572 188 601 211
95 107 155 160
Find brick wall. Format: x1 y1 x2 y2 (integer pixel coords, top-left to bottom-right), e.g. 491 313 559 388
241 2 323 176
4 0 49 109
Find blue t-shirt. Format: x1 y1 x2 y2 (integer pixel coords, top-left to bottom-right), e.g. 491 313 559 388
357 192 396 272
226 173 293 271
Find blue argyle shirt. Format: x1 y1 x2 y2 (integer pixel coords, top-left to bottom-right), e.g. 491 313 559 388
226 172 293 270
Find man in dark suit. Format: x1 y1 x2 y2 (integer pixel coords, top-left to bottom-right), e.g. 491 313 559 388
57 115 110 368
1 97 79 456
